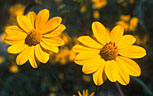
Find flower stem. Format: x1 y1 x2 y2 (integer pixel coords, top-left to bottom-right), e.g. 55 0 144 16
115 82 125 96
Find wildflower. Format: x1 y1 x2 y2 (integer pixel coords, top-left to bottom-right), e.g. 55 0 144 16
75 89 95 96
117 15 139 31
9 65 18 73
73 21 146 85
0 56 5 64
80 5 87 13
3 9 66 68
93 10 100 19
9 3 25 17
92 0 107 9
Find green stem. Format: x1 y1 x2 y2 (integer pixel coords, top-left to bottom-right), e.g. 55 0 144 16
115 82 125 96
131 76 153 96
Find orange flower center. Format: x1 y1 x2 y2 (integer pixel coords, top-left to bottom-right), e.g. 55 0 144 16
100 42 118 61
25 30 42 46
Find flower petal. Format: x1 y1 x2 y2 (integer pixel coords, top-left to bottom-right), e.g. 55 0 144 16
8 43 27 54
92 21 110 45
82 57 102 74
72 44 100 53
117 35 136 49
41 37 64 47
16 46 33 65
110 25 124 43
41 17 62 34
119 45 146 58
5 26 27 41
78 36 103 49
75 53 100 61
93 60 105 85
40 41 59 53
29 47 38 68
35 9 49 31
27 11 36 29
105 60 118 82
17 16 34 33
43 24 66 38
117 61 130 85
35 45 49 63
117 56 141 76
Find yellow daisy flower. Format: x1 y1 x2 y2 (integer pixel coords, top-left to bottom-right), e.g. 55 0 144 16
92 0 107 9
73 21 146 85
74 89 95 96
3 9 66 68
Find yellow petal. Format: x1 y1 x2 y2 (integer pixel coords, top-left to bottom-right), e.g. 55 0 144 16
117 35 136 49
41 17 62 34
75 53 100 61
81 57 102 74
74 54 101 65
35 9 49 31
41 37 64 46
119 45 146 58
29 47 38 68
27 11 36 28
92 21 110 45
110 25 124 43
72 44 100 53
16 46 33 65
105 60 118 82
78 36 102 49
8 43 27 54
5 26 27 41
40 41 59 53
78 91 82 96
93 62 105 86
17 16 34 33
35 45 49 63
116 61 130 85
117 56 141 76
43 24 66 38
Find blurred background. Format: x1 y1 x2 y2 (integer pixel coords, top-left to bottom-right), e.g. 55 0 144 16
0 0 153 96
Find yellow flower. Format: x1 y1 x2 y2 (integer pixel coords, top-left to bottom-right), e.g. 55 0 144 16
117 15 139 31
0 56 5 64
76 89 95 96
3 9 66 68
73 21 146 85
93 10 100 19
9 3 25 17
80 5 87 13
92 0 107 9
9 65 18 73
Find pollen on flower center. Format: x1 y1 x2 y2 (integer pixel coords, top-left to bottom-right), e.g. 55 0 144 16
100 42 118 61
25 30 42 46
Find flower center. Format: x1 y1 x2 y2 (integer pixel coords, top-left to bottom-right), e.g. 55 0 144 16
25 30 42 46
100 42 118 61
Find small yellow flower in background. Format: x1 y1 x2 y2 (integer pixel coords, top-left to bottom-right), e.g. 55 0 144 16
49 93 56 96
93 10 100 19
129 17 139 31
57 4 66 10
9 65 18 73
92 0 107 9
75 89 95 96
8 3 25 25
9 3 25 17
54 47 76 64
0 56 5 64
73 21 146 85
3 9 66 68
117 15 139 31
82 75 91 82
136 34 148 47
80 5 87 13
